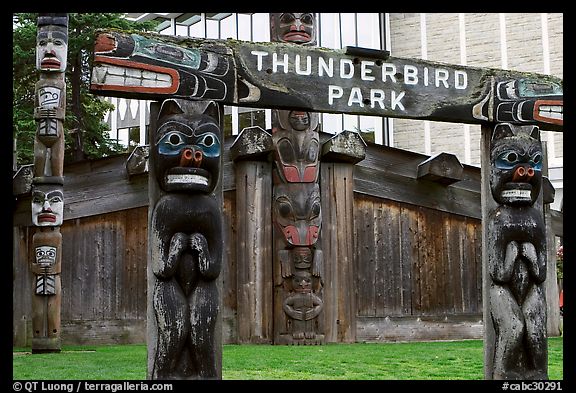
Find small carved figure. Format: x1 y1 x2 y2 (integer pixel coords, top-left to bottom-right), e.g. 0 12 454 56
34 14 67 181
150 99 222 379
34 78 66 180
487 123 548 380
272 109 320 183
31 228 62 352
283 270 323 340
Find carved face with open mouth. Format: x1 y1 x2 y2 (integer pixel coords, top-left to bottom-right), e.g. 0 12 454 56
36 25 68 72
31 185 64 226
90 31 232 101
35 246 57 268
490 123 542 206
271 13 316 45
153 99 221 193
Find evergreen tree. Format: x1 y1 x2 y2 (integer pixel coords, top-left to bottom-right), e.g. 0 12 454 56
12 13 158 167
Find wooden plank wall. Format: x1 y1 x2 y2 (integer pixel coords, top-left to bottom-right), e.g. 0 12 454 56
353 194 484 342
15 192 483 346
13 208 149 346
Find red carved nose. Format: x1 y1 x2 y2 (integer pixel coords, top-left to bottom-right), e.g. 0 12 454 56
180 148 202 167
512 165 534 182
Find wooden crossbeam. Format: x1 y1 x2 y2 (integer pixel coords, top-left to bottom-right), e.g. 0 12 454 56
90 29 563 132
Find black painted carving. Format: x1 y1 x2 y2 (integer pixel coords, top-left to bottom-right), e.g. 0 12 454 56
150 99 222 379
487 123 547 380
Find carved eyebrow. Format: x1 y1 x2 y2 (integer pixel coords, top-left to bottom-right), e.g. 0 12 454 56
46 191 64 199
195 123 220 136
37 30 68 41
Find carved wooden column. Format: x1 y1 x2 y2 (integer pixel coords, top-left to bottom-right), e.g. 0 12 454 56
30 13 68 354
269 12 326 345
230 126 274 343
481 122 548 380
147 99 223 379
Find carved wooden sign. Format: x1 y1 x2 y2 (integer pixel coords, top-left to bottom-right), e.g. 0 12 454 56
90 29 563 131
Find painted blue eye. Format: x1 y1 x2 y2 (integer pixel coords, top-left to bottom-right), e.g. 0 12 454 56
531 153 542 170
158 131 189 155
200 134 215 147
197 132 220 158
495 150 520 169
166 132 184 146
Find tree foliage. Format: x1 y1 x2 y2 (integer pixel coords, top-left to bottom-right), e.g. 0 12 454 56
12 13 158 167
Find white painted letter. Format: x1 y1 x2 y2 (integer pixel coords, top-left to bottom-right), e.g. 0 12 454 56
348 87 364 107
391 91 406 111
361 60 376 81
273 53 289 73
251 50 269 71
319 57 334 77
423 67 429 87
454 70 468 89
328 85 344 105
435 68 450 88
370 89 386 109
295 55 312 75
404 65 418 85
340 59 354 79
382 63 397 83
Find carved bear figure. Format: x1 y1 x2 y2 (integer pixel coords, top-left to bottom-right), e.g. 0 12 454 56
487 123 547 380
150 99 222 379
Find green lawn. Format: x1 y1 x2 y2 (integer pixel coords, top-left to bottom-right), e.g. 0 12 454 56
12 337 563 380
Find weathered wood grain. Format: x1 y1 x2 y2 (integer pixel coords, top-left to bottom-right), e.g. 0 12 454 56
234 160 273 343
90 29 563 131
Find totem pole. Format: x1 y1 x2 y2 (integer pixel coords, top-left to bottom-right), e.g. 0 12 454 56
484 123 548 380
270 13 325 345
30 13 68 354
481 77 562 380
147 98 223 379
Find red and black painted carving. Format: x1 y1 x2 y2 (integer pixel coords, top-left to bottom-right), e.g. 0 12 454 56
487 123 548 380
90 29 562 131
269 13 325 345
273 181 324 344
149 99 222 379
274 183 321 247
472 78 563 128
91 31 234 102
270 13 317 46
272 109 320 183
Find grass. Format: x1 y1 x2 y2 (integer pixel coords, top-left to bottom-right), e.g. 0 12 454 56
12 337 563 380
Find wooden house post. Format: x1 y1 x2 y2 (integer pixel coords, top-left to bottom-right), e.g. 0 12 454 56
230 126 274 343
146 99 224 379
269 13 326 345
481 122 549 380
320 131 366 343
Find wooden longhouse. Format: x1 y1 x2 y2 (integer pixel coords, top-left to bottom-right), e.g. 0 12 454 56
12 132 562 346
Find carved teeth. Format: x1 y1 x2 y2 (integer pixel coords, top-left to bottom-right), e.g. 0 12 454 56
538 105 563 121
501 189 531 199
166 174 208 186
91 64 172 88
